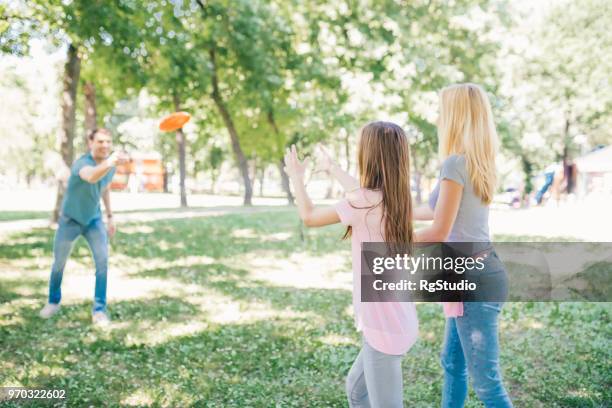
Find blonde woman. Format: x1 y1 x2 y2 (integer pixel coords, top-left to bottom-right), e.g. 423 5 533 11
414 83 512 407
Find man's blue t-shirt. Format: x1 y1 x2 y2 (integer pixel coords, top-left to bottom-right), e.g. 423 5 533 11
61 153 115 226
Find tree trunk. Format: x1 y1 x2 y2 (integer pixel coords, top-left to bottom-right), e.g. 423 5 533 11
53 43 81 223
258 166 265 197
83 81 97 147
210 171 218 194
250 159 257 191
267 110 294 204
344 132 351 171
562 116 576 194
278 159 294 204
173 94 188 207
209 48 252 205
521 154 533 208
163 163 169 193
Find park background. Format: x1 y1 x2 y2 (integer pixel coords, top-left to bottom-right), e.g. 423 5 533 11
0 0 610 407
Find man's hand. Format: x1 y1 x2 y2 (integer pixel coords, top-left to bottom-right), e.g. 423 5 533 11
106 151 130 167
107 218 117 238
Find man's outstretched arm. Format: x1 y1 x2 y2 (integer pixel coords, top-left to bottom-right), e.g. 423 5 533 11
79 154 118 184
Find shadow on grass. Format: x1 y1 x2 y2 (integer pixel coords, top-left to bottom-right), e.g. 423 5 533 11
1 293 203 336
0 228 54 260
0 294 356 407
111 211 348 261
129 262 352 321
0 210 348 265
0 228 99 269
0 277 47 304
2 211 587 269
3 294 608 406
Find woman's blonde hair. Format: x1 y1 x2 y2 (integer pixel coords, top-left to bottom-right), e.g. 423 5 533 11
437 83 499 204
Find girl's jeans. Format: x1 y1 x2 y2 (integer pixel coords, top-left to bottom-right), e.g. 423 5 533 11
346 338 405 408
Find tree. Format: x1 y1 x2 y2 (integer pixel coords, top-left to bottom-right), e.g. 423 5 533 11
0 59 57 185
173 94 188 206
53 43 81 221
266 1 507 203
523 0 612 163
378 1 506 202
191 0 346 205
2 0 149 220
83 81 97 142
205 146 225 194
493 0 612 200
0 2 36 56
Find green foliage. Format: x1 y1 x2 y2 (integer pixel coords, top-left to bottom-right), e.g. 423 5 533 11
2 0 609 193
518 0 612 163
385 1 507 174
0 3 35 55
8 131 56 184
207 146 225 171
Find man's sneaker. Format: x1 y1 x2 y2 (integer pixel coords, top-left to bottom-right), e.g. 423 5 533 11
92 311 111 326
39 303 60 319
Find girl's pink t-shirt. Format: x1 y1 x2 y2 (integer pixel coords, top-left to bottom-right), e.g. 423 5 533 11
334 188 418 355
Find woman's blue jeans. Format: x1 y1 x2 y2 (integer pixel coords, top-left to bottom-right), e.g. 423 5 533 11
47 215 109 312
441 252 513 408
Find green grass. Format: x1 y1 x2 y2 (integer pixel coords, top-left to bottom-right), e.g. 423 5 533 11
0 209 610 407
0 205 279 222
0 211 50 222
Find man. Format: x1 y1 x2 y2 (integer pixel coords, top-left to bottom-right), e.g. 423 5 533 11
39 128 128 325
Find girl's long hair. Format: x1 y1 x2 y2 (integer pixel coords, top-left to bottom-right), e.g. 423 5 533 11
343 121 413 246
437 83 499 204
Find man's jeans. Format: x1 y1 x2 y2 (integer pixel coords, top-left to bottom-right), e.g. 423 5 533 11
48 215 109 312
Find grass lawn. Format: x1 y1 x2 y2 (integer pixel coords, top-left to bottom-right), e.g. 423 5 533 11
0 211 50 222
0 209 610 407
0 206 253 222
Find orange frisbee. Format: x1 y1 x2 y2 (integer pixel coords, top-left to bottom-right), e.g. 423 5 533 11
159 111 191 132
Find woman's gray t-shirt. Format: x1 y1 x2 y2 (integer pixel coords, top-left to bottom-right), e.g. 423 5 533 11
428 154 490 242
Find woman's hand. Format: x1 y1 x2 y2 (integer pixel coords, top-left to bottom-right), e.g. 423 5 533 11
284 145 310 181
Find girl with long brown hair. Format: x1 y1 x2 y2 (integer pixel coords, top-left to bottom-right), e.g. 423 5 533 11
284 121 418 407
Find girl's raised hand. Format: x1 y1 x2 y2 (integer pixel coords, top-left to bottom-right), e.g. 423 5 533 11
284 145 310 181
